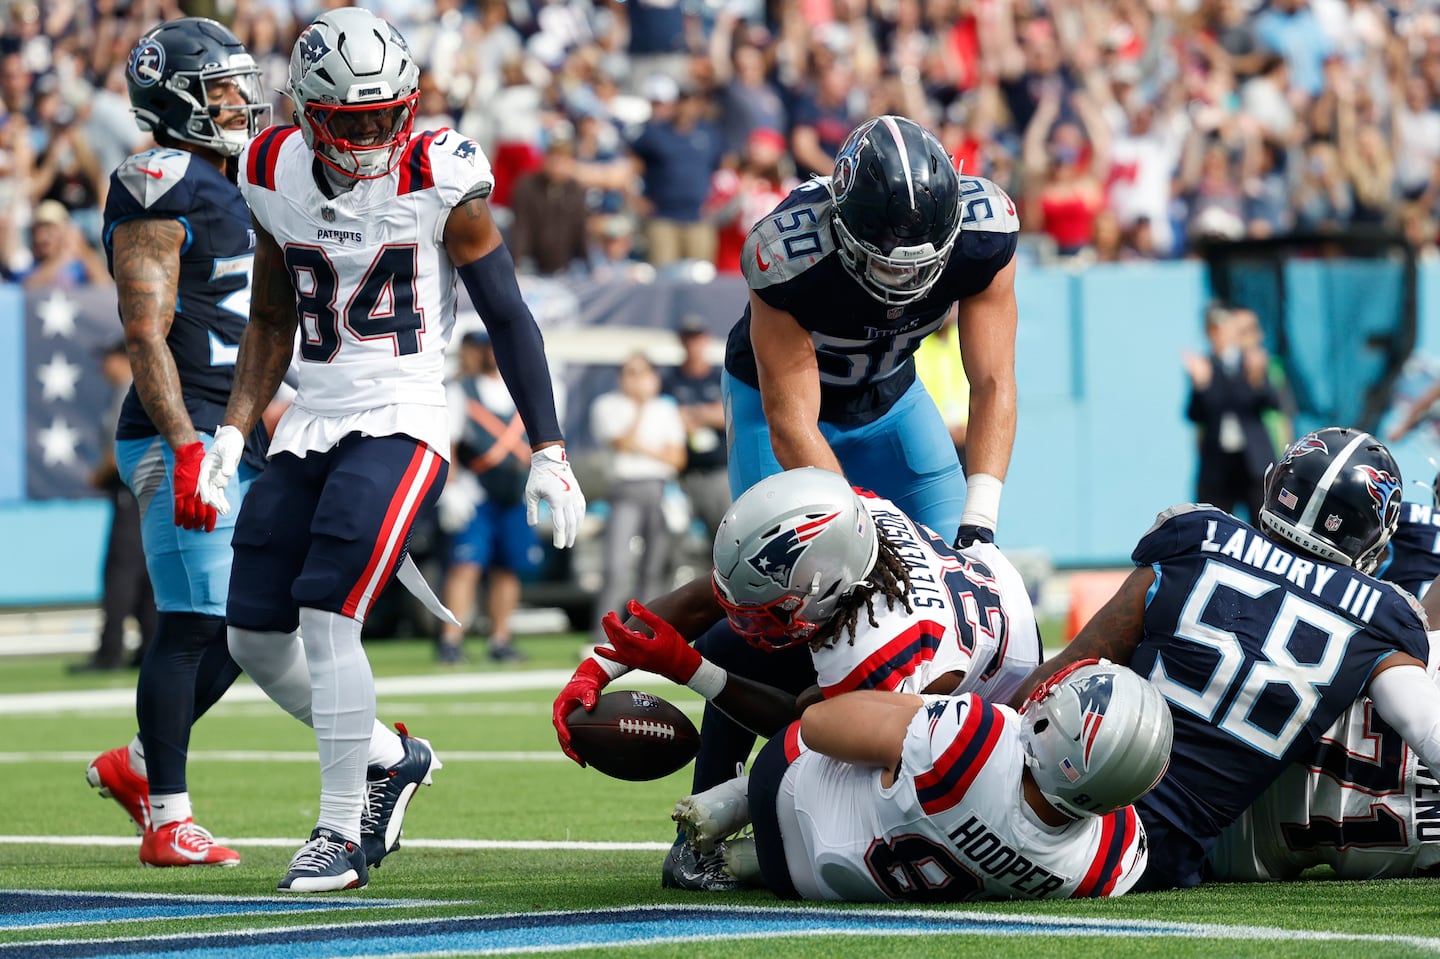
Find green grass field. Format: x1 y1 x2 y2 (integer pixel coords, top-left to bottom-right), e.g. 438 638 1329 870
6 633 1440 958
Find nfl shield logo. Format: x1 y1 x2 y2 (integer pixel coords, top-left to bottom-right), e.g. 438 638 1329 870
1325 514 1342 532
321 207 336 222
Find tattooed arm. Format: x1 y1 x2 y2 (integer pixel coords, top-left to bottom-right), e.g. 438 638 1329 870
111 218 196 450
1006 565 1153 710
221 218 296 435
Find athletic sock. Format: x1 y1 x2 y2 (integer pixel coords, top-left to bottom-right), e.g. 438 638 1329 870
148 791 192 829
300 607 373 844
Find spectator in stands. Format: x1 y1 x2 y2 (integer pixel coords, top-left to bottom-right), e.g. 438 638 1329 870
1393 74 1440 209
437 330 547 665
628 76 726 268
590 213 655 284
661 316 729 539
1337 80 1394 226
623 0 692 95
710 11 786 158
589 352 686 647
30 77 105 247
788 57 859 179
1290 140 1353 233
482 55 544 213
1183 305 1282 524
706 126 792 275
84 64 147 189
1021 86 1110 257
1253 0 1332 99
509 125 590 276
1104 95 1190 258
19 198 107 289
1180 134 1253 245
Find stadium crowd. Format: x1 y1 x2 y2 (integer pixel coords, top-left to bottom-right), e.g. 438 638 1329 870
3 0 1440 283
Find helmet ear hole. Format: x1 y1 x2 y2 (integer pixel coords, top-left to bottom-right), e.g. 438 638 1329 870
1032 718 1049 734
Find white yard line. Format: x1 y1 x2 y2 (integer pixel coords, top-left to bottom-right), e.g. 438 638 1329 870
0 670 685 715
0 750 571 763
0 835 673 851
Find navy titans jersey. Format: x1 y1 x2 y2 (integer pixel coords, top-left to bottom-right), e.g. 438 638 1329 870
1376 503 1440 598
104 148 265 466
1128 504 1430 887
724 175 1018 425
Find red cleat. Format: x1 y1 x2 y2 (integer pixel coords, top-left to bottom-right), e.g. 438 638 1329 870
86 747 149 834
140 819 241 868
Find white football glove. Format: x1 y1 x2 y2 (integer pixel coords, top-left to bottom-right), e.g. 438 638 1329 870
525 445 585 549
437 470 482 533
197 424 245 516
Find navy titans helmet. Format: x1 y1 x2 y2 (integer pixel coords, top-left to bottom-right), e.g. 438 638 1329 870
1259 427 1403 574
126 17 268 158
827 115 962 306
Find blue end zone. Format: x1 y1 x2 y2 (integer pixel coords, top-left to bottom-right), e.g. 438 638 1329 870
0 890 417 931
0 904 1205 958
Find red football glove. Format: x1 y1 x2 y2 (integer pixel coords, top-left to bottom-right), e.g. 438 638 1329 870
172 441 217 533
595 600 703 685
553 657 610 767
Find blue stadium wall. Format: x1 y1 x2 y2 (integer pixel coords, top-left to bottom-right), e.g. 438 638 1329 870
4 260 1440 606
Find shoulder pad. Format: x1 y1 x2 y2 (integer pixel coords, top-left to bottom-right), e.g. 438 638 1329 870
113 150 194 211
241 125 302 192
741 181 835 289
403 128 495 204
956 176 1020 235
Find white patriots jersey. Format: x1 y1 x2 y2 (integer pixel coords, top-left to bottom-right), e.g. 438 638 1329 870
238 126 494 459
813 492 1040 704
1208 635 1440 881
779 695 1147 901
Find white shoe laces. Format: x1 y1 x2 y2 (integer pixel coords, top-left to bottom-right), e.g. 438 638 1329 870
290 835 347 872
172 821 216 850
361 777 386 834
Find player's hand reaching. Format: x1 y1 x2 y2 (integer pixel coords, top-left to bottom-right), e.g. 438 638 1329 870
197 425 245 516
525 445 585 549
596 600 704 685
552 658 611 767
172 441 217 532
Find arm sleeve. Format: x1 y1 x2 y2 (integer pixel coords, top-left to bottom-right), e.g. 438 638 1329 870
455 244 563 446
1368 662 1440 774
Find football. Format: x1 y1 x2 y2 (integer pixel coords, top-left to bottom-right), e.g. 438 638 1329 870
567 690 700 782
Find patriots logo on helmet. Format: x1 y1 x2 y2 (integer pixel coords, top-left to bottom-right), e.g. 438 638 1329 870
1280 434 1329 468
1355 464 1402 519
298 27 331 70
128 39 165 88
1072 673 1115 766
746 510 841 588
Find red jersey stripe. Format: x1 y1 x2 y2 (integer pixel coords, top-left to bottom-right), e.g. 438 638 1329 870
341 444 442 620
913 697 1005 815
825 620 947 695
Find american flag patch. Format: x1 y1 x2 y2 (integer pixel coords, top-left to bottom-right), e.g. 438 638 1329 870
1278 488 1298 509
1060 757 1081 783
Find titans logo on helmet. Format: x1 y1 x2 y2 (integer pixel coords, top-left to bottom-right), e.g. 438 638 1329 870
745 510 841 588
1072 673 1114 766
1280 433 1329 468
1356 464 1402 520
298 27 330 70
128 39 165 88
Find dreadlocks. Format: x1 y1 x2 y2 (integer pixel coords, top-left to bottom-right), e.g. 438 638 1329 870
810 528 914 651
